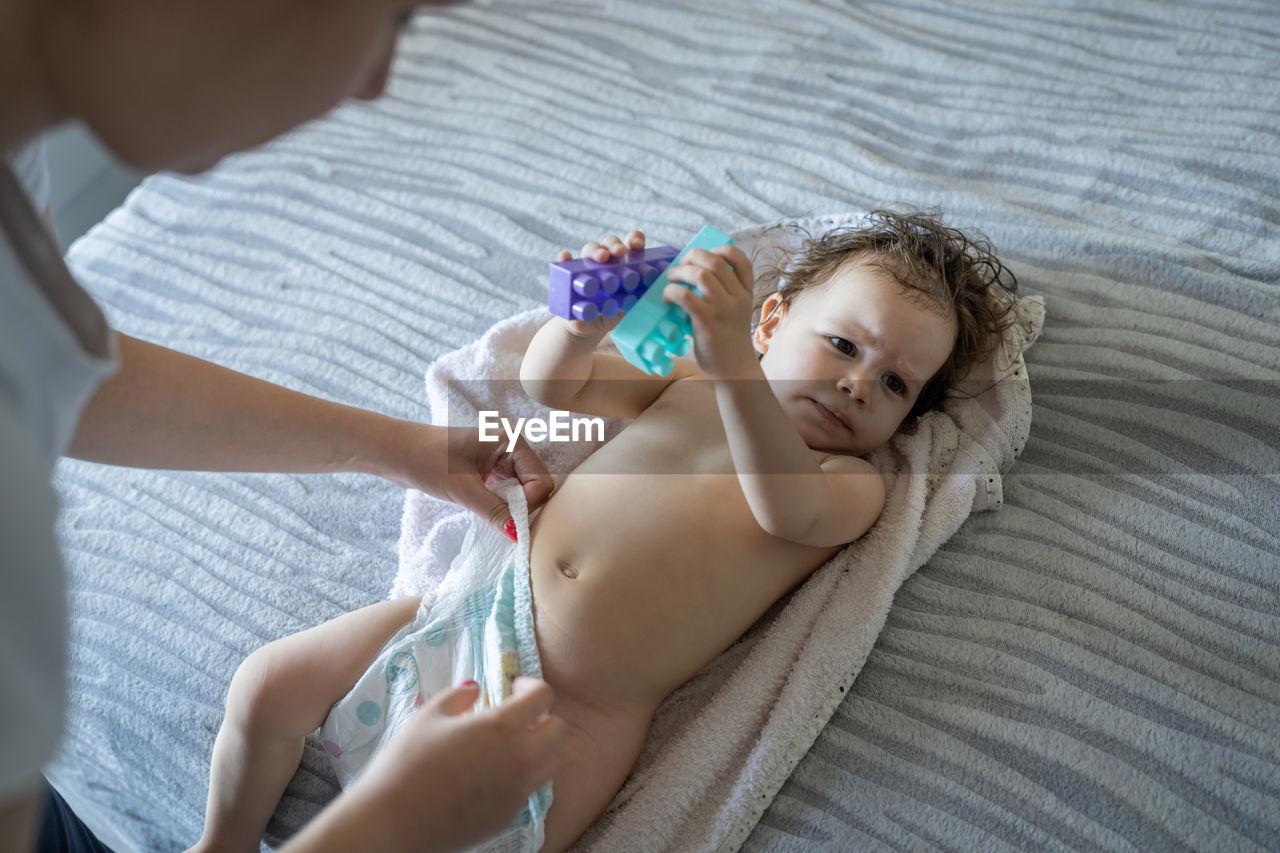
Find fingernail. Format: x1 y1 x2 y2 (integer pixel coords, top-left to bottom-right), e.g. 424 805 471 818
462 679 478 688
504 519 518 542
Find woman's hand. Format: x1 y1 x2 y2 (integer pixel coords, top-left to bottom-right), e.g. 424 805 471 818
291 678 567 853
377 421 554 539
556 230 646 339
662 245 758 380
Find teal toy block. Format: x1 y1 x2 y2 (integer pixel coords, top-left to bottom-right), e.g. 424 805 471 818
610 225 735 376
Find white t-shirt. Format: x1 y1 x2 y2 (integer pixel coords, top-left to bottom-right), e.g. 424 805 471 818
10 139 51 216
0 141 118 800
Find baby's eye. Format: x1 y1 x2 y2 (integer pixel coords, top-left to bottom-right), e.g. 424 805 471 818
828 337 855 356
884 375 907 396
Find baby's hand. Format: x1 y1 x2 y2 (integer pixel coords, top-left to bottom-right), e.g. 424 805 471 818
557 231 646 338
663 245 758 380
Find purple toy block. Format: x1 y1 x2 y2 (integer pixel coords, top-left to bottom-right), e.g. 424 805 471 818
548 246 679 323
611 225 734 376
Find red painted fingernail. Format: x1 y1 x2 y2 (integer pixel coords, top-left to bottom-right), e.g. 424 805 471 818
503 519 518 542
462 680 478 688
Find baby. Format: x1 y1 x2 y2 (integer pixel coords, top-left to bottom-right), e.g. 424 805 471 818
193 210 1017 852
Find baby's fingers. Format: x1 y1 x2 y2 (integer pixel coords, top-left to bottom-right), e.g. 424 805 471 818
580 231 646 263
714 245 755 292
662 281 703 319
666 252 729 300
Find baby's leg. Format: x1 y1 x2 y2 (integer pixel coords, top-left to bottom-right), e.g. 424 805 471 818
538 697 653 853
191 596 420 853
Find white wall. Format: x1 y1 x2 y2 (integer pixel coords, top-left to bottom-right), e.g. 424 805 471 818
44 122 142 245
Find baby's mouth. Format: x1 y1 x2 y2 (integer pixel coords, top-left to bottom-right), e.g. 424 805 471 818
810 398 852 432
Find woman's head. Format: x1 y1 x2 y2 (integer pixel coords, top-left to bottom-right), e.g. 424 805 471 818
17 0 447 173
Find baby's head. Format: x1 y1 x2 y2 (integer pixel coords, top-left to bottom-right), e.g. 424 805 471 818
752 210 1018 456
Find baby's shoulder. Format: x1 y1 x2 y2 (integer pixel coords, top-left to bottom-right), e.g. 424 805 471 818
817 451 881 478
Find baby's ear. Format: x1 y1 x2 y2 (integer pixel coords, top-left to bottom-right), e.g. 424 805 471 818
753 294 787 354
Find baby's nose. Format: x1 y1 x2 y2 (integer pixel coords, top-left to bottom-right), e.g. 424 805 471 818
837 376 869 405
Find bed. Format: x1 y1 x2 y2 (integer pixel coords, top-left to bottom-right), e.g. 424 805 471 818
48 1 1279 850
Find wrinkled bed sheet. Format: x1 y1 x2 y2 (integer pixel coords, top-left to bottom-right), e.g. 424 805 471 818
50 1 1279 850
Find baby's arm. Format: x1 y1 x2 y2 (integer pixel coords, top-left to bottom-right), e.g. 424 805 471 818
663 248 886 547
715 378 886 546
521 232 694 419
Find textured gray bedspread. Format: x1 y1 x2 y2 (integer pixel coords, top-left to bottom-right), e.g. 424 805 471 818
48 1 1279 850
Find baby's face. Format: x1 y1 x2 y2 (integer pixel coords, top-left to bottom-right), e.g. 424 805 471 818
753 261 955 456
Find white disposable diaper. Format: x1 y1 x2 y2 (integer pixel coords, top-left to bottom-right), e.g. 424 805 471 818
320 484 549 852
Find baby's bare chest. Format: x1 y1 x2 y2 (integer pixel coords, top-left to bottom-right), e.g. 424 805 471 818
534 379 836 587
575 380 733 476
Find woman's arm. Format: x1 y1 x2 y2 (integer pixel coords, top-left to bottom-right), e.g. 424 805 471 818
71 333 400 476
69 333 553 530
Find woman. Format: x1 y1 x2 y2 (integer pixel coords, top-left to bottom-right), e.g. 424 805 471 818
0 2 563 850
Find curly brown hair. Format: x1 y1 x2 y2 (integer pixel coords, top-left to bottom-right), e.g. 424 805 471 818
756 209 1019 419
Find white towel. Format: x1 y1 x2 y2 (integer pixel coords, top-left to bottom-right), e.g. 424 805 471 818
394 215 1044 852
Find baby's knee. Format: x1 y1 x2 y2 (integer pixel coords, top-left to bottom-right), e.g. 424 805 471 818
224 641 291 728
